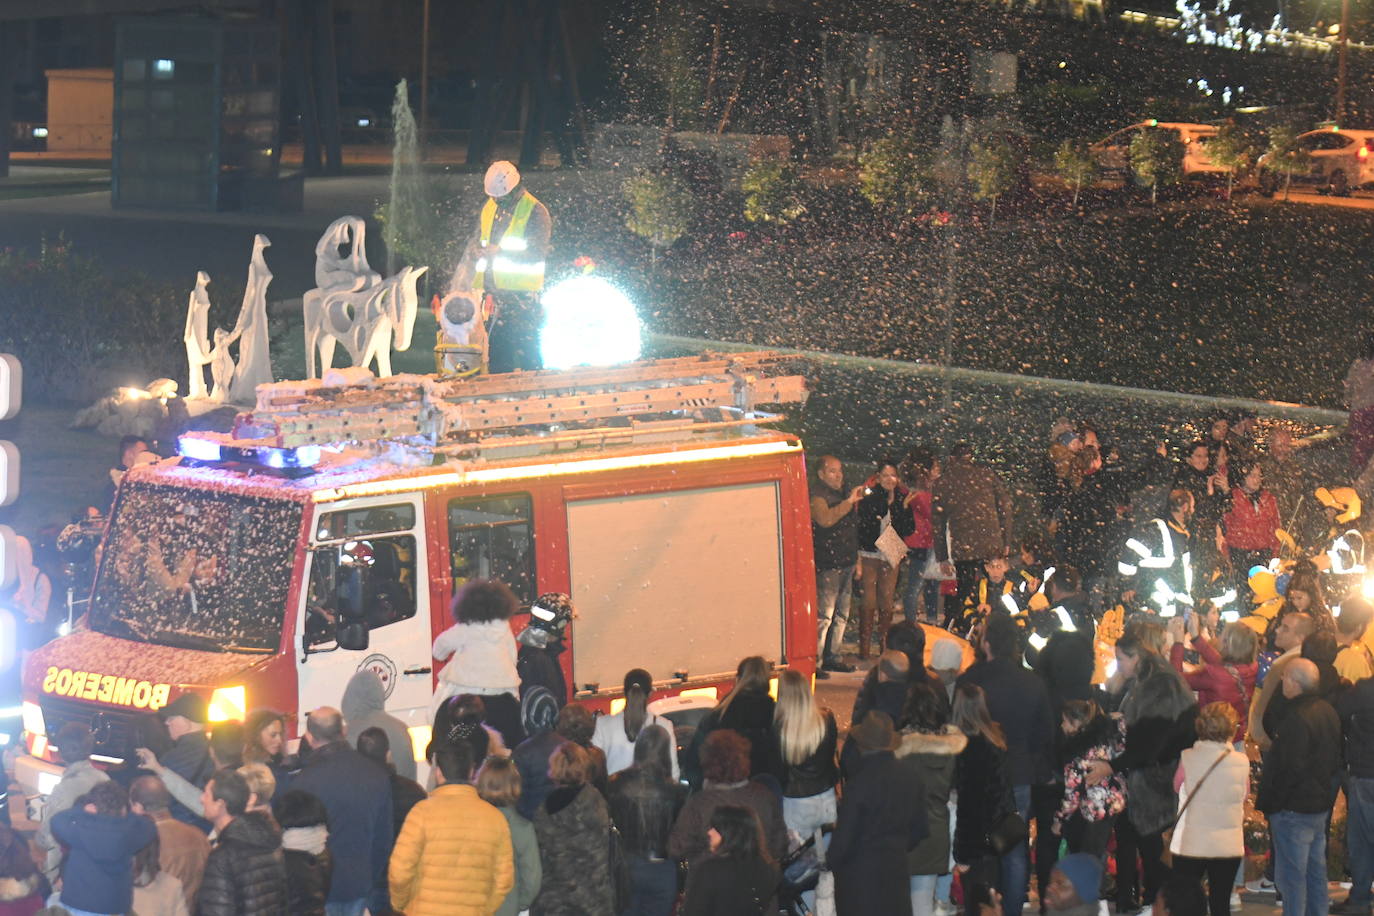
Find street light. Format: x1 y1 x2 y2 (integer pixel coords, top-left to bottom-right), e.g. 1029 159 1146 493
1335 0 1351 123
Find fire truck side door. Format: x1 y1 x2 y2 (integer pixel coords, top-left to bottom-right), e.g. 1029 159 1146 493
296 493 431 766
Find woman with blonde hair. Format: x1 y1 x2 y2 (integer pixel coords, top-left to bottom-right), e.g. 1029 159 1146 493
476 756 542 916
684 656 783 788
773 669 839 838
1168 702 1249 916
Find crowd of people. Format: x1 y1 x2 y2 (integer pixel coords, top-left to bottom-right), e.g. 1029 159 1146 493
7 373 1374 916
799 398 1374 916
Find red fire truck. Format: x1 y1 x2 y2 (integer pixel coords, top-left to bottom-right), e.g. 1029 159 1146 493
16 353 816 792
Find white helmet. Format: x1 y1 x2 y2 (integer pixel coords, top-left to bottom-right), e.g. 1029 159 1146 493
484 161 520 198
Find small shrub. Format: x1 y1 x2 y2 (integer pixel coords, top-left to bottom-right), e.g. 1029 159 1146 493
1264 125 1313 199
858 133 939 216
1205 123 1257 200
1053 139 1098 208
623 170 696 259
0 238 192 404
741 160 806 225
1130 127 1186 204
967 134 1018 222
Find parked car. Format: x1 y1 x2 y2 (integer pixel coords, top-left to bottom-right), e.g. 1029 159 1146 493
1257 126 1374 196
1090 121 1228 180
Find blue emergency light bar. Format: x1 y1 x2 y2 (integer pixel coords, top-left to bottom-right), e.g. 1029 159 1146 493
177 435 321 471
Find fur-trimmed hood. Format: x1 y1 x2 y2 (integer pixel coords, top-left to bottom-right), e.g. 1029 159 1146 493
0 875 42 902
895 724 968 758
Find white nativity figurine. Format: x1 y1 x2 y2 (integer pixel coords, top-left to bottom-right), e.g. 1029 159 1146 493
184 271 213 400
304 215 428 379
228 234 274 404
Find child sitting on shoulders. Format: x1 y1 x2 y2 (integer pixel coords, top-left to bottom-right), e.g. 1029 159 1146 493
432 579 523 748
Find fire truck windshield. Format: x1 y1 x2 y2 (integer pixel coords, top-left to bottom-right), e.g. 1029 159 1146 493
87 481 303 653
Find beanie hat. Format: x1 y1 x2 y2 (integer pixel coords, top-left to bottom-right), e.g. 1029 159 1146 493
1054 853 1102 904
931 639 963 671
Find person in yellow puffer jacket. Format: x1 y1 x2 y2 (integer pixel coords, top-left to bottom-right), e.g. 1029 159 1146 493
389 742 514 916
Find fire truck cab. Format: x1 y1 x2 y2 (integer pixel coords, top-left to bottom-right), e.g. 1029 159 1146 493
17 353 816 793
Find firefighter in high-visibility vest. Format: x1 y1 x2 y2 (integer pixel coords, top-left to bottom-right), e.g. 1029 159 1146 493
471 161 551 373
1116 488 1195 617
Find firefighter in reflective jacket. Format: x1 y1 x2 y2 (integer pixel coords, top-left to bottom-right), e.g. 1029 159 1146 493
1117 488 1195 617
472 161 552 373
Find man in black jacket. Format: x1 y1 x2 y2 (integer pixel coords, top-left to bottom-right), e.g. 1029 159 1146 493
159 692 214 829
812 455 864 676
957 614 1054 916
293 706 394 916
1258 659 1342 916
1337 669 1374 914
197 767 288 915
828 711 927 915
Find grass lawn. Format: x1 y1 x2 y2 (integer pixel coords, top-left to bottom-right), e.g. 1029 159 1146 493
652 198 1373 409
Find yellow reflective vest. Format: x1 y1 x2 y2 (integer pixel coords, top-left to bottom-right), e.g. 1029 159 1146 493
474 192 545 292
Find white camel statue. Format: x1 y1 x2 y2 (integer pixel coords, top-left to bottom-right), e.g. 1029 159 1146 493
303 217 427 378
307 264 428 378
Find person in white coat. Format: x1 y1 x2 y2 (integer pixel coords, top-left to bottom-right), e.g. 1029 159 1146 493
431 579 524 748
1168 701 1249 916
592 669 680 783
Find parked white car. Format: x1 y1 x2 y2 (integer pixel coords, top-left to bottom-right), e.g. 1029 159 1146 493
1091 121 1229 179
1258 126 1374 196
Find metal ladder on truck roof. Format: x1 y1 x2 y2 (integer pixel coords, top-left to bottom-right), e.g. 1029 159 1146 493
220 352 809 460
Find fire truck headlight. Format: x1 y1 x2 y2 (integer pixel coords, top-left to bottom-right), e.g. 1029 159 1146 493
540 276 643 370
407 725 432 764
21 700 44 737
207 686 246 723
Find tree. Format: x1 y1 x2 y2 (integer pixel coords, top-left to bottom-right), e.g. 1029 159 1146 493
1264 126 1312 200
858 134 939 217
1053 139 1098 209
623 171 696 266
1205 123 1256 200
1130 127 1185 205
967 134 1018 223
741 160 806 225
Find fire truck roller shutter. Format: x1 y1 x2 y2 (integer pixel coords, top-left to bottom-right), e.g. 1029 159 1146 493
566 482 785 692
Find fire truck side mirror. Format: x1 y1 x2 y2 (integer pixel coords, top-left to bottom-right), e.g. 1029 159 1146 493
337 619 369 652
336 563 370 652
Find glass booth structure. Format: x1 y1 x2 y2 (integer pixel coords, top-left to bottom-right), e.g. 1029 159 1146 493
112 17 286 211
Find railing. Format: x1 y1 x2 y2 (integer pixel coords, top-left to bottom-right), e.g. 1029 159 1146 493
645 334 1349 516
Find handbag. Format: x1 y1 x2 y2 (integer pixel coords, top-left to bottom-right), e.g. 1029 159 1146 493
1160 749 1231 867
921 524 956 581
987 810 1030 856
608 823 631 912
876 513 909 569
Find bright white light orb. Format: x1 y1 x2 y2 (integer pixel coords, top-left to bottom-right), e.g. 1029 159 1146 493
540 276 643 370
